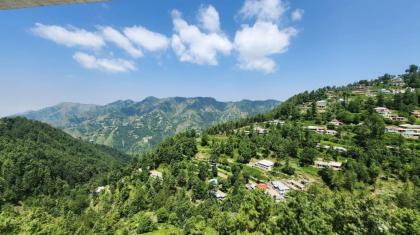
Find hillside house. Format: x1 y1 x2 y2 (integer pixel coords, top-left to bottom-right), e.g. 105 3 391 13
411 110 420 118
390 77 405 87
307 125 326 134
352 84 369 94
325 130 338 136
379 88 391 94
374 107 392 118
314 160 342 170
254 126 268 134
386 125 420 139
213 190 227 200
329 119 343 126
271 181 289 196
94 186 107 194
150 170 163 179
256 183 268 190
266 119 285 126
389 114 407 122
333 146 348 153
316 100 328 110
255 159 275 171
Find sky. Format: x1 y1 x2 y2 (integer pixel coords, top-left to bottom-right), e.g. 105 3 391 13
1 0 420 117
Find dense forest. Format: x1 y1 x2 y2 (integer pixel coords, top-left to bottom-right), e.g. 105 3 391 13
0 66 419 234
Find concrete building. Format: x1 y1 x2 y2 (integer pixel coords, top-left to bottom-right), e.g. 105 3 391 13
255 160 275 171
374 107 392 118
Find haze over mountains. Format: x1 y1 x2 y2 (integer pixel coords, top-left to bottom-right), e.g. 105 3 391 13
21 96 279 153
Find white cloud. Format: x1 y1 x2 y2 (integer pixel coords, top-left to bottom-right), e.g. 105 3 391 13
291 9 304 21
239 0 287 22
124 26 169 52
31 23 104 50
198 5 220 33
99 26 143 58
73 52 136 73
171 9 232 65
234 21 297 73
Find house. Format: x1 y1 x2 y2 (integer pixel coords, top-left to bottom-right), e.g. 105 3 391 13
379 88 391 94
389 114 407 122
254 126 268 134
256 183 268 190
352 84 369 94
386 125 404 134
390 77 405 87
411 110 420 118
314 160 342 170
208 178 218 186
374 107 392 118
255 160 275 171
325 130 338 136
150 170 163 179
266 119 285 126
271 181 289 196
329 119 343 126
333 146 347 153
386 125 420 139
94 186 106 194
214 190 227 200
307 125 326 134
316 100 328 110
391 89 406 94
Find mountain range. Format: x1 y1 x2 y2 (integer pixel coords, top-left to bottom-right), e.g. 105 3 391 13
21 97 279 153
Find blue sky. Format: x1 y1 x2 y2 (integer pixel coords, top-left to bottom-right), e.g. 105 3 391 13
1 0 420 116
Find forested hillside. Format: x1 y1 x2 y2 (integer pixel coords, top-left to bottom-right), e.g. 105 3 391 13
0 117 130 205
22 97 279 153
1 66 419 234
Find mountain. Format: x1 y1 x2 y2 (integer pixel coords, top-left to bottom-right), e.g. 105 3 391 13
0 117 130 203
21 97 280 153
1 67 419 234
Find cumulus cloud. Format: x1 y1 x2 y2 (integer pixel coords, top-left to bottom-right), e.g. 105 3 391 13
198 5 220 33
124 26 169 52
239 0 287 22
234 0 299 73
291 9 304 21
31 23 104 50
99 26 143 58
171 8 233 65
235 22 297 73
73 52 136 73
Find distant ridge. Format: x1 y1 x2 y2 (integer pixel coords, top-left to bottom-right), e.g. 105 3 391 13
21 97 280 153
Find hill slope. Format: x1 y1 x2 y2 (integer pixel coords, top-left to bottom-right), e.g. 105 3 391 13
21 97 279 153
0 117 130 204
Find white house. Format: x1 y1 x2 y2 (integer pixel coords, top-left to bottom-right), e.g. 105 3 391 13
254 126 268 134
314 160 342 170
255 159 275 171
390 77 405 87
214 190 227 200
316 100 328 109
307 125 326 134
150 170 163 179
379 88 391 94
333 146 347 153
94 186 107 194
329 119 343 126
325 130 338 136
271 181 289 196
388 124 420 139
374 107 392 118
